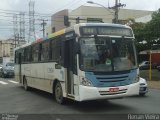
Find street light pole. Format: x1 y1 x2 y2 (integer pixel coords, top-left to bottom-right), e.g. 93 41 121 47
87 1 113 14
114 0 119 24
109 0 126 23
87 0 126 24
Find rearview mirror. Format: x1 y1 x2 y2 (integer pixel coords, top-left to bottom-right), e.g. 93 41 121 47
55 64 61 69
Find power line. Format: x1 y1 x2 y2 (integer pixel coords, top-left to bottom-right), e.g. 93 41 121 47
52 0 79 13
0 8 52 17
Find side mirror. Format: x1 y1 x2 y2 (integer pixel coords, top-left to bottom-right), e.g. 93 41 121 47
55 64 61 69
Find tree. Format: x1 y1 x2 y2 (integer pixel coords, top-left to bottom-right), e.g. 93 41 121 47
144 9 160 49
130 22 147 52
130 9 160 52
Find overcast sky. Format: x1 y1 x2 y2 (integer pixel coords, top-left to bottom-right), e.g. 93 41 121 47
0 0 160 39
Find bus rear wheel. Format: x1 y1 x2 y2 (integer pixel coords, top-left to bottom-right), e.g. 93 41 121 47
55 82 65 104
23 76 29 91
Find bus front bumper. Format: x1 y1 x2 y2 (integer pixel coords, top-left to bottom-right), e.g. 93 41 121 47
78 82 140 101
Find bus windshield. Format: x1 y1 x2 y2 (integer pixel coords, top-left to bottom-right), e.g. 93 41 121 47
79 37 137 72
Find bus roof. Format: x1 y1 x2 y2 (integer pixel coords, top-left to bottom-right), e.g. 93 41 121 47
14 23 131 50
14 42 32 51
75 23 131 29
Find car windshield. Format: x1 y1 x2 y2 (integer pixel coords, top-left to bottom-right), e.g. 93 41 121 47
79 37 137 72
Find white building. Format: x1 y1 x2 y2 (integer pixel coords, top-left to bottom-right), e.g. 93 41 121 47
135 14 152 23
49 6 153 33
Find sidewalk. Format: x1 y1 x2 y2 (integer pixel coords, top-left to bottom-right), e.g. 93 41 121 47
147 80 160 90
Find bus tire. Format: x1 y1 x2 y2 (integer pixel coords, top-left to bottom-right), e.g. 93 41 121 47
139 93 146 96
55 82 65 104
23 76 29 91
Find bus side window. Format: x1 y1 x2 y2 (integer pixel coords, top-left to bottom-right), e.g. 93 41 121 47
41 41 50 61
38 43 42 61
49 40 52 60
30 46 33 62
51 37 61 61
33 44 39 62
24 47 31 63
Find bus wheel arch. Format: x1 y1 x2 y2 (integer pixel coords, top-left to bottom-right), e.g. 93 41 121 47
53 79 65 104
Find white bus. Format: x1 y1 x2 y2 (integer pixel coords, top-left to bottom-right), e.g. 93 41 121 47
14 23 139 104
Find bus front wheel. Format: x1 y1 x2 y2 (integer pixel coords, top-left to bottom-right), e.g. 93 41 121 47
23 76 29 91
55 82 65 104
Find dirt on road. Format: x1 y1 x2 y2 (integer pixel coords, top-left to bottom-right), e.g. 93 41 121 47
147 80 160 90
140 69 160 89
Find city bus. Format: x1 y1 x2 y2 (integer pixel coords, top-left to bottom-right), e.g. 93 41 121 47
14 23 140 104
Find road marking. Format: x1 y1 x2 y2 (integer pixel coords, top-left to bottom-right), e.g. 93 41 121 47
8 80 18 84
0 81 8 85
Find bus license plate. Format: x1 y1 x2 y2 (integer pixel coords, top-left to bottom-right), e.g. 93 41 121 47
109 87 119 92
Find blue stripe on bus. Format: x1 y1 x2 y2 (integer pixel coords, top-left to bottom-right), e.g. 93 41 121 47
85 69 137 87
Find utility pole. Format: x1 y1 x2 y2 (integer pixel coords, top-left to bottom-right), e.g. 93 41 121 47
115 0 118 24
109 0 126 23
39 19 48 38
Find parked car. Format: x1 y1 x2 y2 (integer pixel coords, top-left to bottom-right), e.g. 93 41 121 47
139 77 148 96
1 62 15 78
139 61 157 70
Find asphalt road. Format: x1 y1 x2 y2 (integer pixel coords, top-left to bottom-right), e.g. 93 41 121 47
0 77 160 120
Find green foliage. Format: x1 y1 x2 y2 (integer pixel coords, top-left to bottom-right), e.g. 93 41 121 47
130 9 160 53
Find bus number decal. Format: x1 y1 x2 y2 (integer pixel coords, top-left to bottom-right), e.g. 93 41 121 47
47 68 54 73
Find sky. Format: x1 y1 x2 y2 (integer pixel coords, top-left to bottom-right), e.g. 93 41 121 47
0 0 160 40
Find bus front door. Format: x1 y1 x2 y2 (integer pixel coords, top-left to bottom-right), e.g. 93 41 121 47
64 39 75 96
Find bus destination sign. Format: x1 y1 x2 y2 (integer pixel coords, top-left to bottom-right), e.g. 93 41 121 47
81 26 133 37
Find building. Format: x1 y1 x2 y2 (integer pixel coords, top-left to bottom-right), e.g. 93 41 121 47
51 9 69 33
139 50 160 64
0 39 26 63
50 5 153 33
135 14 152 23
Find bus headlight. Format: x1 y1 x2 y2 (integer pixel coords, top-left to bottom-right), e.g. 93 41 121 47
80 77 93 87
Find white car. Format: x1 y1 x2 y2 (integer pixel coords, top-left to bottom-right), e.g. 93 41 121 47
139 77 148 96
